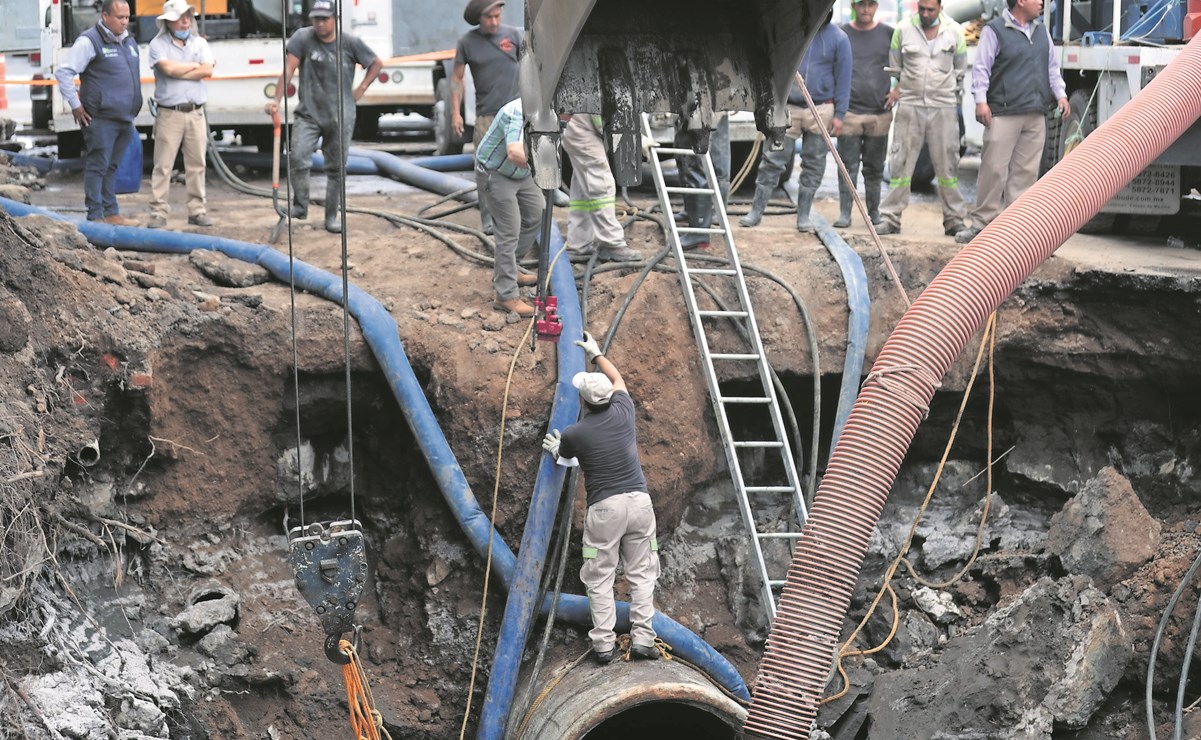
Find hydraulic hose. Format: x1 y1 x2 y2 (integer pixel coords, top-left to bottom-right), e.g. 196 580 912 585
742 37 1201 739
0 196 749 707
810 214 871 455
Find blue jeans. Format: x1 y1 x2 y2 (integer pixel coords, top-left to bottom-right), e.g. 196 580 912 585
82 118 134 220
754 130 829 194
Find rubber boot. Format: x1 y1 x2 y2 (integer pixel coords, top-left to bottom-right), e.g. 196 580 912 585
681 193 714 249
324 184 342 233
739 184 771 228
289 178 310 219
833 190 853 228
795 188 816 233
866 186 882 226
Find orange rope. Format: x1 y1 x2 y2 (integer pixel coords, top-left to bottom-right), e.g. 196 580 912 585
340 639 393 740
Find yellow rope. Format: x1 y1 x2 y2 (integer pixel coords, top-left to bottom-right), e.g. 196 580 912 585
340 639 393 740
458 314 538 738
822 312 999 704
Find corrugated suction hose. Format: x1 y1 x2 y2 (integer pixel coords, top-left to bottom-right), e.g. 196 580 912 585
744 37 1201 739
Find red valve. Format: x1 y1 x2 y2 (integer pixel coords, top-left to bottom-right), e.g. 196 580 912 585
535 296 562 342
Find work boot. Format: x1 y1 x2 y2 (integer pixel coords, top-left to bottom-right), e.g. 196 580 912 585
739 184 771 227
102 214 141 227
493 297 535 317
598 244 643 263
592 647 616 665
795 188 816 233
324 184 342 233
188 213 214 227
833 190 853 228
146 213 167 229
680 193 713 250
630 644 660 661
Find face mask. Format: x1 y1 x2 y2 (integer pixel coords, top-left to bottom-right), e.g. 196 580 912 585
172 28 190 40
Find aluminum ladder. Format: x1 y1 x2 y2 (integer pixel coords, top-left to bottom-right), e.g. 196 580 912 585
642 117 808 623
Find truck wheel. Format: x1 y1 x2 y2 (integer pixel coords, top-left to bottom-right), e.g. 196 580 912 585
433 78 464 156
32 99 52 131
1060 89 1117 234
58 131 83 160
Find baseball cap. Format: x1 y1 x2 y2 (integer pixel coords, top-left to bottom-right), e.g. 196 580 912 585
310 0 335 17
572 372 614 406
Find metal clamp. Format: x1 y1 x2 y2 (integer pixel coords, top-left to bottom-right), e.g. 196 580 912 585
288 519 367 665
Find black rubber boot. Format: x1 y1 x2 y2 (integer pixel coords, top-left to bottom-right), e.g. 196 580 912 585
289 178 309 219
739 184 771 227
681 193 714 249
866 186 882 226
324 184 342 234
796 188 816 232
833 190 853 228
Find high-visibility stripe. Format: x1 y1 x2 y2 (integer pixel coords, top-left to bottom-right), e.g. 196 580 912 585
569 197 617 213
937 177 959 188
889 177 912 187
651 538 659 552
582 546 598 559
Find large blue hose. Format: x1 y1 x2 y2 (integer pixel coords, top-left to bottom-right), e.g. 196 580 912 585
811 214 871 451
0 193 749 716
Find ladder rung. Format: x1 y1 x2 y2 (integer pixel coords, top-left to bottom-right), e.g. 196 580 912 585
663 186 716 195
677 227 725 234
710 353 760 360
720 396 772 404
699 309 748 318
733 441 785 448
757 532 803 540
686 268 737 276
654 146 701 156
745 486 796 493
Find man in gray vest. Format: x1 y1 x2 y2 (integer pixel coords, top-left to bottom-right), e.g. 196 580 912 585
955 0 1069 243
147 0 214 229
452 0 522 235
265 0 382 233
54 0 143 227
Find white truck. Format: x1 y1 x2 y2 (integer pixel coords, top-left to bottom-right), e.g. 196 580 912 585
1041 0 1201 228
28 0 514 156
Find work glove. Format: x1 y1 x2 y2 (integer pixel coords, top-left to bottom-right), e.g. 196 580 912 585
575 332 603 365
542 430 562 459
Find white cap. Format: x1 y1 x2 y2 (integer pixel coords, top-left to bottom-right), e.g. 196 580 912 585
572 372 614 406
157 0 197 22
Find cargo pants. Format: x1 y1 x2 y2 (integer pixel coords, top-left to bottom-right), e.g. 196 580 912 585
580 491 660 652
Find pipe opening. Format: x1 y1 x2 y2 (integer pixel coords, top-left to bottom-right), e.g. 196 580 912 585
582 701 736 739
78 440 101 467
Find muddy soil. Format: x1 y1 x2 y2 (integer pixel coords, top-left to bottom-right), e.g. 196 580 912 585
2 152 1201 739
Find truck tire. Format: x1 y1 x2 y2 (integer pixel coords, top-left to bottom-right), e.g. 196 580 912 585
433 78 464 156
58 131 83 160
1060 89 1118 234
32 99 52 131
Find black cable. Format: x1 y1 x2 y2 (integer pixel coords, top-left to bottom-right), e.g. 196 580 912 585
1174 589 1201 740
1148 544 1201 740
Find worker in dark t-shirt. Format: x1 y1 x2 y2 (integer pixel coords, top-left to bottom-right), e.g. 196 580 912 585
543 332 661 665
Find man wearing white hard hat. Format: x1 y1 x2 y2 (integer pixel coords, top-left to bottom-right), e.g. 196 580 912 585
542 332 662 665
147 0 214 229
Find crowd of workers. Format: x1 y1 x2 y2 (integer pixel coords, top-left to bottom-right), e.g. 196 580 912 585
55 0 1069 665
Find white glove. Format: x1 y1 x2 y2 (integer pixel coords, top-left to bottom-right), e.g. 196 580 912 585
542 430 562 458
575 332 603 365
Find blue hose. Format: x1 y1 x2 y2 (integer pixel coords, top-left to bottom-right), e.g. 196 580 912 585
0 192 750 719
408 153 477 172
811 214 871 453
347 148 478 202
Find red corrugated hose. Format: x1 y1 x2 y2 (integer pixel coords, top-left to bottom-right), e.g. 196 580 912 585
743 36 1201 739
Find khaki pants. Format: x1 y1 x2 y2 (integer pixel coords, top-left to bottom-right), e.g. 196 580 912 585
580 491 660 651
879 104 966 231
969 111 1046 227
561 115 626 252
150 107 208 218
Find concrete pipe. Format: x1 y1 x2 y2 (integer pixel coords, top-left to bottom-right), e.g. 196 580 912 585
78 439 101 467
510 656 747 740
